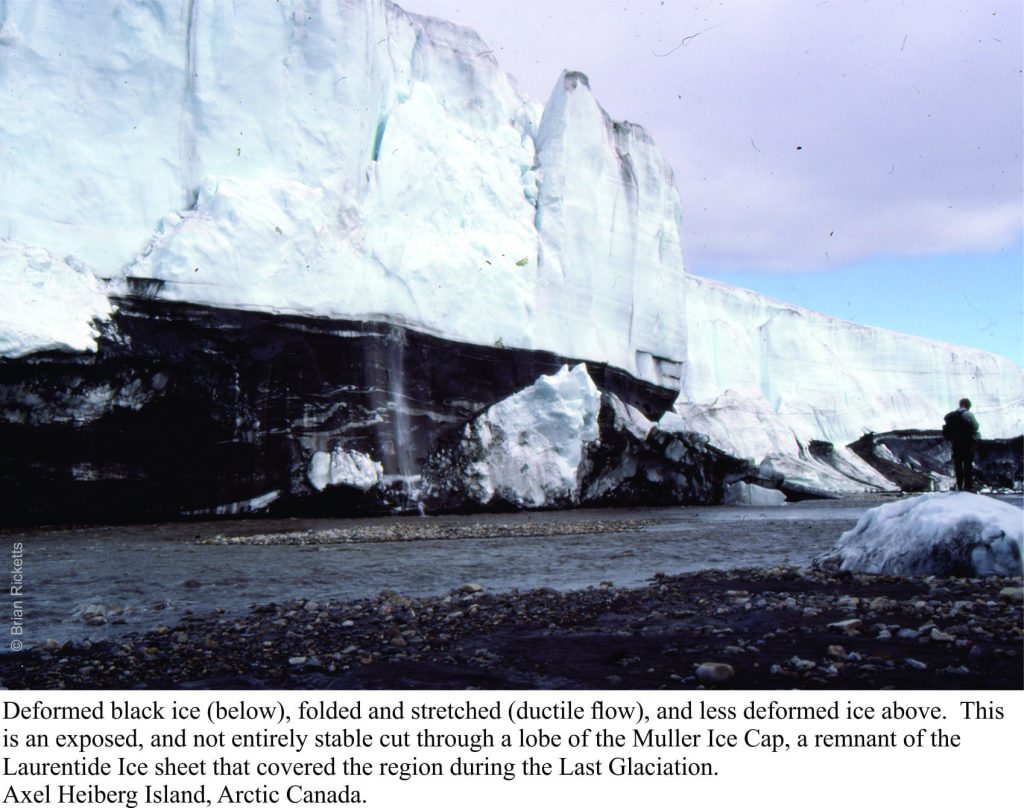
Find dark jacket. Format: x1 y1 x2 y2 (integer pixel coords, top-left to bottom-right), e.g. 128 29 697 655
945 407 980 446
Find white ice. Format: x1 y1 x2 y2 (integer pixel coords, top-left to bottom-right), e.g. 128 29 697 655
1 0 1021 496
821 492 1023 577
723 482 787 507
0 239 115 358
464 363 599 508
308 448 384 492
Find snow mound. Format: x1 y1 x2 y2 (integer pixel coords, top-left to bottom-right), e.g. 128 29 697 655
308 448 384 492
820 493 1023 577
0 239 114 357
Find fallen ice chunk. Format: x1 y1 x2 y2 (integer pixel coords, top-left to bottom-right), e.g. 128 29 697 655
308 448 384 492
723 481 786 507
818 492 1023 577
421 364 600 509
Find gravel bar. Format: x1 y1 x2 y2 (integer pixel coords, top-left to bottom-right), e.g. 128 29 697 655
2 567 1021 690
191 518 661 546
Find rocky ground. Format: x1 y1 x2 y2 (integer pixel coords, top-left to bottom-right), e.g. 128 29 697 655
2 567 1021 690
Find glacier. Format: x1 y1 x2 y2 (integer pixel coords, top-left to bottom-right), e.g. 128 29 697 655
1 0 1022 520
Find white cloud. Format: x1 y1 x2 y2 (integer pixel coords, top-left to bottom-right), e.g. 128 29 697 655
406 0 1023 271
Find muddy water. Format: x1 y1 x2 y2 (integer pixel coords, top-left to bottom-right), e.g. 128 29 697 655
5 497 1011 648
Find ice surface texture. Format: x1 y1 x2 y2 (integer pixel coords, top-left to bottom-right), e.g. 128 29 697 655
0 240 114 357
1 0 1021 458
420 363 749 510
821 493 1023 577
423 364 601 508
308 448 384 492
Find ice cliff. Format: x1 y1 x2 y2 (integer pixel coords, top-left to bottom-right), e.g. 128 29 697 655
1 0 1022 515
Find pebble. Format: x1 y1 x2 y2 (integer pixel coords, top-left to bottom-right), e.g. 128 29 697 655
695 662 735 684
790 656 816 671
998 587 1023 604
7 564 1021 690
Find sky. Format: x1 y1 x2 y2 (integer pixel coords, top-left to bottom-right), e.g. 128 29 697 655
404 0 1023 364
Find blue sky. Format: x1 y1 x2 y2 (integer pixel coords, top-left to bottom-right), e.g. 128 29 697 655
709 241 1024 364
408 0 1023 365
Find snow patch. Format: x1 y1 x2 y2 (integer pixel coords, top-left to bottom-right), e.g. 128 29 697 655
819 493 1023 577
308 448 384 492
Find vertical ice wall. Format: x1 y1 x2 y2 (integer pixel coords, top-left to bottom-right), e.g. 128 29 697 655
679 275 1024 449
534 71 688 383
1 0 1021 452
1 0 551 351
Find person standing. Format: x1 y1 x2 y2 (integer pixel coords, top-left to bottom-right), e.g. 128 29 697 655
943 398 980 492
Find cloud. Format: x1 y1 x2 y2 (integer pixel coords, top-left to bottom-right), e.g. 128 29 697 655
406 0 1023 271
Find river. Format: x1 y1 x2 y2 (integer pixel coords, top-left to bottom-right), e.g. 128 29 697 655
5 496 1018 648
